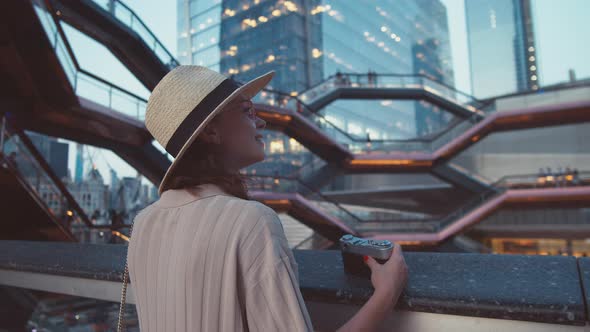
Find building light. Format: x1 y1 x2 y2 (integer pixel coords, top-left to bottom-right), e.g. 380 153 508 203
228 68 239 74
312 48 323 58
378 42 384 47
289 138 303 152
395 36 401 42
530 65 536 71
328 10 336 16
259 16 268 22
272 9 281 16
531 75 537 81
380 26 388 32
532 85 538 90
66 210 73 217
242 4 249 10
284 1 298 12
241 64 251 71
528 46 535 52
390 33 397 39
364 31 370 37
265 54 275 63
242 18 257 28
269 140 285 154
290 91 298 96
224 8 236 17
230 45 238 51
311 5 326 15
529 56 535 62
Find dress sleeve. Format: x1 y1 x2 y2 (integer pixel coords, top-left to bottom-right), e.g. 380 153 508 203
239 205 313 332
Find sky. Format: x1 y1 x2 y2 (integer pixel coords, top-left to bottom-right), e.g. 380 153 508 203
58 0 590 186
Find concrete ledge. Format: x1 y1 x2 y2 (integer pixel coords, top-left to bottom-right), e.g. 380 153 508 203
0 241 585 326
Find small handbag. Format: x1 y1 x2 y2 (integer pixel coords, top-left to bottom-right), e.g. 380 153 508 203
117 222 134 332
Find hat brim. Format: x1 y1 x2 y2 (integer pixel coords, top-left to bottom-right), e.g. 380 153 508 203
157 70 275 195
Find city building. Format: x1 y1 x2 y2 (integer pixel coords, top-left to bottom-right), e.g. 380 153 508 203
465 0 538 99
27 132 69 180
178 0 453 90
68 168 109 222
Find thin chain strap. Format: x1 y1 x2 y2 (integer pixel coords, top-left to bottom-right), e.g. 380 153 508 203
117 222 134 332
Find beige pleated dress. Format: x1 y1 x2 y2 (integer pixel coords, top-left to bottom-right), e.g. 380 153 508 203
127 183 313 331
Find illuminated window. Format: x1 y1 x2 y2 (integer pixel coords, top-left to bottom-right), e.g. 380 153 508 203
289 138 303 153
269 139 285 154
224 8 235 17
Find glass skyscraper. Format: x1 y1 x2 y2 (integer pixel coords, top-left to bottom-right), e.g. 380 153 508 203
178 0 454 93
465 0 538 99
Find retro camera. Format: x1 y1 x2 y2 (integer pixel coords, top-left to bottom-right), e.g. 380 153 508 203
340 234 394 278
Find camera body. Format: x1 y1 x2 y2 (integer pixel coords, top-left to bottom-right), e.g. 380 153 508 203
340 234 393 278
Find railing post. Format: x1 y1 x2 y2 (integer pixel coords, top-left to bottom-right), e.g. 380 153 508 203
109 86 113 108
53 29 59 49
108 0 115 15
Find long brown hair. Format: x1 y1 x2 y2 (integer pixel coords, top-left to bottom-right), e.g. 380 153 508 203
162 135 252 200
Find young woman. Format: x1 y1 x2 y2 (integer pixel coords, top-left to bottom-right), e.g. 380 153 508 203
126 66 408 331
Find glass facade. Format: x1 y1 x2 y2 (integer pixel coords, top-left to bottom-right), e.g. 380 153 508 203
465 0 538 99
178 0 454 89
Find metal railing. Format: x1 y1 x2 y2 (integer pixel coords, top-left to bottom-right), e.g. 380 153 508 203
253 89 484 157
248 175 364 229
90 0 179 69
33 0 148 120
1 124 129 241
298 73 485 112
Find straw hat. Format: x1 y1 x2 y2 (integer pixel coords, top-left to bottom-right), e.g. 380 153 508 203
145 65 274 194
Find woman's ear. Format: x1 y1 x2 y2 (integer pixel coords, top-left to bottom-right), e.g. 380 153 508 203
200 123 222 145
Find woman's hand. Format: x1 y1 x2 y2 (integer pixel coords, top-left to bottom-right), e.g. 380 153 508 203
364 243 408 303
335 243 409 332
